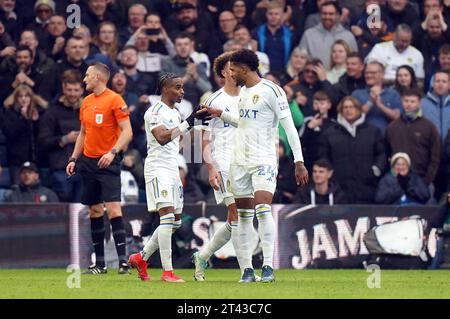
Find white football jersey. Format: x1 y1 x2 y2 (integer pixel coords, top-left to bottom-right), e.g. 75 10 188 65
144 101 181 179
203 88 239 172
233 79 291 166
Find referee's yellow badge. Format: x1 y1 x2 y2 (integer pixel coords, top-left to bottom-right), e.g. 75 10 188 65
252 95 259 104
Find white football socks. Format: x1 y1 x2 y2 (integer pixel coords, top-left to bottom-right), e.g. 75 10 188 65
230 220 244 272
199 222 232 261
141 227 159 261
255 204 275 268
238 208 255 270
158 213 175 271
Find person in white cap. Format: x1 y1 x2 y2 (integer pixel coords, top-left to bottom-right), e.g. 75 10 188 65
29 0 55 35
375 152 431 205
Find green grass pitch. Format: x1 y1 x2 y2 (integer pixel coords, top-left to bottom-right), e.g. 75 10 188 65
0 269 449 299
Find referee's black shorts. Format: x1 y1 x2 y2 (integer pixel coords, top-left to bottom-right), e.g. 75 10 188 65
77 154 122 206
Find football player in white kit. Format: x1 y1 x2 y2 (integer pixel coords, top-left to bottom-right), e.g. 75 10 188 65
228 49 309 283
128 73 208 283
192 52 250 281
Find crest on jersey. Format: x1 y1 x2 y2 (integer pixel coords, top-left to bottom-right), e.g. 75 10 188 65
252 95 259 104
161 190 168 198
95 113 103 124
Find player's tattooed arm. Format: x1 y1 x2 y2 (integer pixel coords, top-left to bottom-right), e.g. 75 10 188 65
202 130 220 190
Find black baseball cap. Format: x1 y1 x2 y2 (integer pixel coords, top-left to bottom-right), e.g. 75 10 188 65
175 2 196 12
20 161 38 173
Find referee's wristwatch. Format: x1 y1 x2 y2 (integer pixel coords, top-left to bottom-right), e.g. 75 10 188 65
110 148 118 156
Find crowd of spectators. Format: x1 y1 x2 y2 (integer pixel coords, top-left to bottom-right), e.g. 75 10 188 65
0 0 449 207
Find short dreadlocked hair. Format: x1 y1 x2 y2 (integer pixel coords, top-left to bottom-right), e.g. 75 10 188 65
213 51 233 78
229 49 259 71
156 73 180 95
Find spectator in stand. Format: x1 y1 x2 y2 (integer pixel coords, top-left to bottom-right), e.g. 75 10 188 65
350 0 394 33
231 0 253 29
386 0 421 32
0 20 15 63
351 8 394 59
332 52 366 103
81 0 122 36
0 46 45 105
294 158 347 205
422 69 450 143
110 70 144 157
386 88 441 186
326 39 351 84
392 65 419 96
426 44 450 92
2 84 47 185
37 70 84 202
281 47 308 86
252 1 292 73
42 15 68 61
318 96 386 204
375 152 430 205
444 128 450 192
4 161 59 203
92 22 120 70
0 0 21 42
352 61 402 133
416 9 450 90
15 29 54 74
119 3 147 46
366 24 424 85
27 0 55 45
301 90 336 172
218 10 238 45
118 45 157 105
273 139 297 204
232 24 270 76
160 32 212 106
126 12 176 72
304 0 353 30
422 70 450 198
166 1 220 61
144 12 176 57
299 1 358 69
286 58 337 117
41 36 88 102
72 24 114 70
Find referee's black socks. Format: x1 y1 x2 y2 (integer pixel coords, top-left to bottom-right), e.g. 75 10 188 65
90 216 106 268
110 216 127 264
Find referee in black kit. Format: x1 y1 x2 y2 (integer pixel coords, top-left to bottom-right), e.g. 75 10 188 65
66 62 133 274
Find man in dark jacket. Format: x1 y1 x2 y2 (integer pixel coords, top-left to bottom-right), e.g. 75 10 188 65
4 161 59 203
386 88 441 186
332 53 366 102
40 36 88 102
318 96 386 203
294 158 347 205
0 46 45 104
38 70 83 202
288 59 338 117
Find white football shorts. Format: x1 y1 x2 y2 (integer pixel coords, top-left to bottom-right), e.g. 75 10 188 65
228 164 278 198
